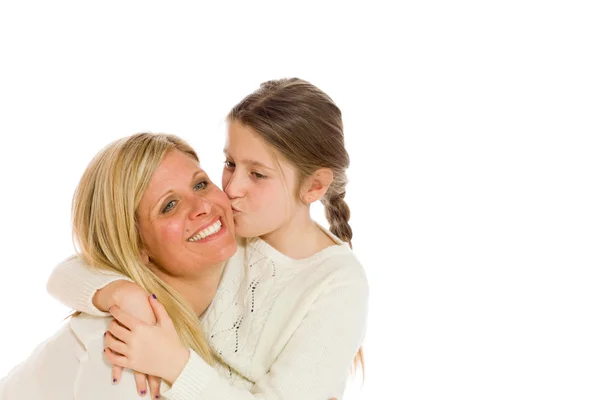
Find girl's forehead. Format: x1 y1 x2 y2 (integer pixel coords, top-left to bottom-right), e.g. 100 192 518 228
226 124 277 161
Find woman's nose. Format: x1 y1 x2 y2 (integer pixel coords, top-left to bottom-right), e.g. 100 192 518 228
188 196 213 219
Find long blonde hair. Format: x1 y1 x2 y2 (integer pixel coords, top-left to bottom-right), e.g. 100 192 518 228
228 78 364 376
72 133 214 364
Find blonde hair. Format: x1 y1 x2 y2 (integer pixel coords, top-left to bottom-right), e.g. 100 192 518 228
228 78 363 375
72 132 214 364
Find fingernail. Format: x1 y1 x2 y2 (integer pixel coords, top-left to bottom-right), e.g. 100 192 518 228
152 293 157 299
141 390 146 395
155 396 160 399
112 378 117 384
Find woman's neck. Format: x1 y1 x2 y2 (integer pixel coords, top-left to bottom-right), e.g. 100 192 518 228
260 209 336 260
153 263 224 317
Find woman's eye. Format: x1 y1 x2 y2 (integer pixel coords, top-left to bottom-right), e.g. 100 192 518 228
224 160 235 169
162 200 176 213
194 181 208 191
252 172 267 179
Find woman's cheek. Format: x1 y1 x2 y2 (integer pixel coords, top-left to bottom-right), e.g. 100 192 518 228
214 189 232 208
162 219 186 241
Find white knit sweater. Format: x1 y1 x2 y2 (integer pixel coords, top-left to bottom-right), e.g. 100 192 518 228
47 231 368 400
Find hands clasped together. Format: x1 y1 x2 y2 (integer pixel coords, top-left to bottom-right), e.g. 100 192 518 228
103 294 190 398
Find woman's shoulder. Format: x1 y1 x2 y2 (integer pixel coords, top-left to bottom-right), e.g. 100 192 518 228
69 313 112 348
0 316 112 399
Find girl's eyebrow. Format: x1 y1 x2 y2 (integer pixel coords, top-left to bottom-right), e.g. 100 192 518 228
244 159 275 171
223 149 275 171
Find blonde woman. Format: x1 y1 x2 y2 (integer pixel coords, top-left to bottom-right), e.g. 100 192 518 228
0 133 238 399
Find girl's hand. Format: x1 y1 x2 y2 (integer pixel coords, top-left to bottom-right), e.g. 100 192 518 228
104 295 191 386
94 280 159 397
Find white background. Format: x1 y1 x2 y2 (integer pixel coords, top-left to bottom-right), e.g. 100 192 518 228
1 1 599 399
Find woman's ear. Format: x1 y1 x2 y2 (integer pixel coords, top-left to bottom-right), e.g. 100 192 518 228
300 168 334 204
140 248 151 265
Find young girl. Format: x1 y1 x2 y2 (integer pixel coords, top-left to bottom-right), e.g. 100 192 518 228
47 78 368 399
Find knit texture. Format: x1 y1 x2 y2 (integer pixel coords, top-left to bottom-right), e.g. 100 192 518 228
47 230 368 399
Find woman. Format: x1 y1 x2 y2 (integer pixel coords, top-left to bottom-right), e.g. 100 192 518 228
0 133 237 399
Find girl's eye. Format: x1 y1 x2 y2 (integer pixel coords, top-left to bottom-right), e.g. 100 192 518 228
224 160 235 169
162 200 176 214
252 172 267 179
194 181 208 191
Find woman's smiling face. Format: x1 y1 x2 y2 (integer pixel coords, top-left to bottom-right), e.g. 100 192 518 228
137 149 237 277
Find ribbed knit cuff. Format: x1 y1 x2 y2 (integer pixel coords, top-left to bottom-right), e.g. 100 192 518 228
161 350 217 400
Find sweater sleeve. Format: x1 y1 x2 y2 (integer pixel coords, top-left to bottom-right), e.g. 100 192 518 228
162 270 369 400
46 255 133 317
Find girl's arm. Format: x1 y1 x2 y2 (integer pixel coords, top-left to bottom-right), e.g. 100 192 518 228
47 255 136 316
107 271 369 400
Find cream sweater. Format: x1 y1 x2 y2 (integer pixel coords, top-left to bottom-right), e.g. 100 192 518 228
0 314 172 399
46 232 368 400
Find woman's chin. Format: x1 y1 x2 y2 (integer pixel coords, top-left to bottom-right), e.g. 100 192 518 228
220 235 239 260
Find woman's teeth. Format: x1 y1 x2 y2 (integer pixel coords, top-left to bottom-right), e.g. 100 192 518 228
188 220 222 242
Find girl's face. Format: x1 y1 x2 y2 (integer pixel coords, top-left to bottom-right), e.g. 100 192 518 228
222 120 302 239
